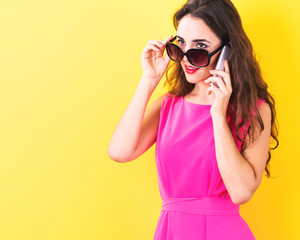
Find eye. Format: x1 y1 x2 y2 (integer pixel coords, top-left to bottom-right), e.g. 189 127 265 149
177 39 185 45
196 43 207 48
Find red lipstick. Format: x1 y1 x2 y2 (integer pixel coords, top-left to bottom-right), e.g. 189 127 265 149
184 65 200 74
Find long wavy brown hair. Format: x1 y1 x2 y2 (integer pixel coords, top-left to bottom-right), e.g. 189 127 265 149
164 0 279 178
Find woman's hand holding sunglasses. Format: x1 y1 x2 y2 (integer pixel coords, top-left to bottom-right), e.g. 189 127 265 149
204 60 233 120
141 35 174 89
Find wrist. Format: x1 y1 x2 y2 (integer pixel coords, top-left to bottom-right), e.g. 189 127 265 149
137 78 156 96
140 75 160 91
211 114 227 124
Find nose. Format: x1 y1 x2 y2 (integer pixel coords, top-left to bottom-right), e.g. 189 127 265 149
182 54 189 64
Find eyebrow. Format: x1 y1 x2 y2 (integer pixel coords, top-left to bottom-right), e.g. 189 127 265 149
176 35 211 44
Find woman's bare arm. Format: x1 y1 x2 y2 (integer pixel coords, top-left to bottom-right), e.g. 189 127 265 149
107 77 164 163
108 35 172 163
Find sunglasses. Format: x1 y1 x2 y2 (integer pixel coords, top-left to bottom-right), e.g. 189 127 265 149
166 36 226 67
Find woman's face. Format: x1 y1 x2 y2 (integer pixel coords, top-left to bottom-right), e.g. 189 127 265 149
176 14 222 84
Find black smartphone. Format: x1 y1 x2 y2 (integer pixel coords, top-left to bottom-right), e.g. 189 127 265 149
210 45 231 88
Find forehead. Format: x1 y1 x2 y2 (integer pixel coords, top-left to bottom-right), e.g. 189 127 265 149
177 14 220 43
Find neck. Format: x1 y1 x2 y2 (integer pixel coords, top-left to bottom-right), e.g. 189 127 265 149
188 81 215 103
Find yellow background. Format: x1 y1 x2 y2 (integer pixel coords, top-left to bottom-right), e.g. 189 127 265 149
0 0 299 239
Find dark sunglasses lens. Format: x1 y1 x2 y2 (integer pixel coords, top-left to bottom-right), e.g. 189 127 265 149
188 49 209 67
166 44 183 62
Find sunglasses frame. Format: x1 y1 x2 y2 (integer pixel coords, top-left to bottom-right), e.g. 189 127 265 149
166 35 226 67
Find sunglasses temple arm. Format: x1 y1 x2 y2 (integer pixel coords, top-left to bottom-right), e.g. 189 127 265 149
168 35 177 43
209 43 226 57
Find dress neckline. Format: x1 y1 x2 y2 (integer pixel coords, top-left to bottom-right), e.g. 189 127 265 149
181 95 213 107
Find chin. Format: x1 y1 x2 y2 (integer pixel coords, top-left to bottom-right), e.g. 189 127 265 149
184 73 206 84
185 77 200 84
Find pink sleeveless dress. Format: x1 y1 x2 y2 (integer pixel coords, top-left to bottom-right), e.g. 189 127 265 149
153 93 265 240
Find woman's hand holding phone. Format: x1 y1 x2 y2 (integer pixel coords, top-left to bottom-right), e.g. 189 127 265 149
205 59 233 119
210 45 231 89
140 35 173 90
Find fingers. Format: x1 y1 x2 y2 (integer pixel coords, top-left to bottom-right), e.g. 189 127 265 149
145 40 163 52
147 35 173 49
204 76 229 94
207 83 222 96
209 69 228 79
209 61 232 92
163 35 174 43
144 35 173 56
143 35 174 60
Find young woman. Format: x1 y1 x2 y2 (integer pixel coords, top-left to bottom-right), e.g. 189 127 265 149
108 0 279 239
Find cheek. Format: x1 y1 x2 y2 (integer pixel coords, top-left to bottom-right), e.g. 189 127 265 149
198 68 211 80
209 55 220 69
193 68 212 82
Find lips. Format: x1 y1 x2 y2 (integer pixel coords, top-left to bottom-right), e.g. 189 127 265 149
184 65 200 74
